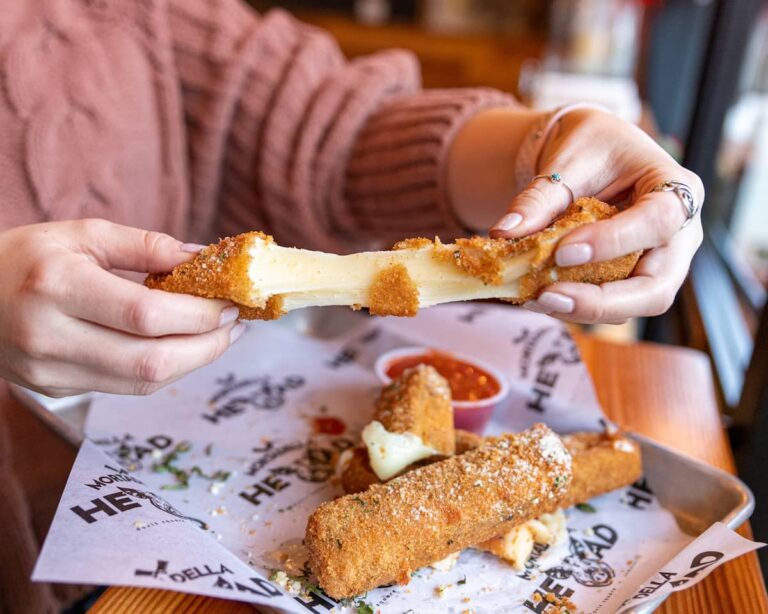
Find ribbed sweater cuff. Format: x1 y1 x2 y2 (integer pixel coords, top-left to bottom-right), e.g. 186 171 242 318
345 88 518 242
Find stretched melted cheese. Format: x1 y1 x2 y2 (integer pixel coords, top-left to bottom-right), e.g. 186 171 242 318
247 237 532 312
478 509 568 571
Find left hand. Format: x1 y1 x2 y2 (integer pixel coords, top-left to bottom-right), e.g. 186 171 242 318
490 108 704 324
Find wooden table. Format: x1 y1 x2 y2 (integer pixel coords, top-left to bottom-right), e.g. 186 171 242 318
91 336 768 614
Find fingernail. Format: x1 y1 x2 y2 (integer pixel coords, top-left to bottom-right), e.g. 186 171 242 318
219 306 239 327
229 322 246 344
523 300 551 314
556 242 592 267
181 243 206 253
496 212 523 232
537 291 575 314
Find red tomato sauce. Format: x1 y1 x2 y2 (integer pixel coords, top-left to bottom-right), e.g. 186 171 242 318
312 416 346 435
385 351 500 402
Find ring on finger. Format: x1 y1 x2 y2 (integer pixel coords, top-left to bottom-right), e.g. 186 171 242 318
531 172 575 203
650 180 699 228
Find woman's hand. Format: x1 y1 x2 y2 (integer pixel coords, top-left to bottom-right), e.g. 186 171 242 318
490 108 704 324
0 220 243 397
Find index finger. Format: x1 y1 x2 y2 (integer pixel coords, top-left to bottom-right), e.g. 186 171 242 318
61 261 237 337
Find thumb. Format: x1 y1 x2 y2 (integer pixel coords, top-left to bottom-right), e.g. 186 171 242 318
490 173 574 239
71 219 201 273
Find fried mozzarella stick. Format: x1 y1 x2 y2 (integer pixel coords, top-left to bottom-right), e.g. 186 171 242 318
362 365 454 480
559 431 642 508
338 429 641 574
477 431 641 567
145 198 640 320
340 429 641 500
305 424 572 599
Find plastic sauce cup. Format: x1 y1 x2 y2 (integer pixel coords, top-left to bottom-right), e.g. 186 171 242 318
373 346 509 435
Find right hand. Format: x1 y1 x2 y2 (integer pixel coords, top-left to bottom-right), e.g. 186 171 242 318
0 219 244 397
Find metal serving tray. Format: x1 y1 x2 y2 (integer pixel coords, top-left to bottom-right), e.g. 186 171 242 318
13 307 755 614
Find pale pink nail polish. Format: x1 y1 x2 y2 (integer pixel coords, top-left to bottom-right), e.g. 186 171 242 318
495 212 523 232
556 243 592 267
219 306 239 327
229 322 246 344
537 292 575 314
523 300 551 314
181 243 206 253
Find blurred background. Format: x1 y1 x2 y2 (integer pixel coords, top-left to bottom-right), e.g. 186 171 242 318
252 0 768 567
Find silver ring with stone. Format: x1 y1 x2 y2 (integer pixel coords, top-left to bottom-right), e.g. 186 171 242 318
532 172 575 203
651 180 699 228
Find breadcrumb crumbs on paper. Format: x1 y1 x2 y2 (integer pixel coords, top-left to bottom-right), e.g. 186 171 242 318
534 592 578 613
435 584 452 598
367 263 420 317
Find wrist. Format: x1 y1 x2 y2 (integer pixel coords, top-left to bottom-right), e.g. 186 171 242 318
514 103 610 192
447 107 545 232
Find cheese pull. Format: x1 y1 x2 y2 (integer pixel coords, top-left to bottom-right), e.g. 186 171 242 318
145 198 640 320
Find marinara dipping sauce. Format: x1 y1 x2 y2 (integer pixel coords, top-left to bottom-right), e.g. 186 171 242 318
375 347 509 434
385 351 500 402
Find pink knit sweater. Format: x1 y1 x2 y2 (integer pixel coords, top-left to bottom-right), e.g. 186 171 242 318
0 1 516 612
1 0 514 249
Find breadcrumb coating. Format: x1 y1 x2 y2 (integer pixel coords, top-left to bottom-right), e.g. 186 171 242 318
144 231 286 320
306 424 572 599
560 430 642 508
442 197 640 296
368 263 420 317
392 237 434 250
374 365 454 455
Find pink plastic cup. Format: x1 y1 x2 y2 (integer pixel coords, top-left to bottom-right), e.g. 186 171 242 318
373 346 509 435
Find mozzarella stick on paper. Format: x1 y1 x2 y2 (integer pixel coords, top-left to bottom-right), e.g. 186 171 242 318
476 431 642 566
305 423 572 599
341 429 641 501
338 429 642 573
361 365 454 480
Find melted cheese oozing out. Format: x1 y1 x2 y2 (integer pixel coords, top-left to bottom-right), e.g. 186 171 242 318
246 237 532 311
430 551 461 571
361 420 438 481
482 510 568 571
335 448 355 480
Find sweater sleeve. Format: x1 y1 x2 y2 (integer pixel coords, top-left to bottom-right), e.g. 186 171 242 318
166 1 517 251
